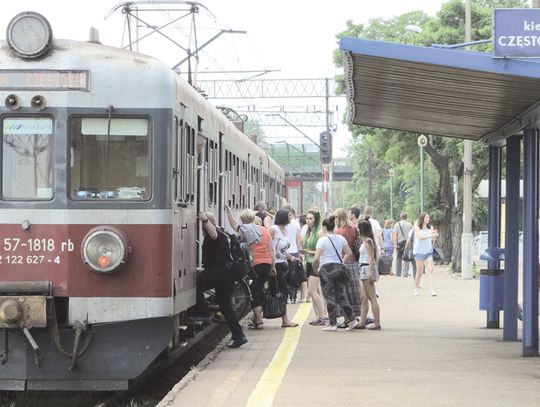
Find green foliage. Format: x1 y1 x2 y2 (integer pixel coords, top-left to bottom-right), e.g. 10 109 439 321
336 0 524 271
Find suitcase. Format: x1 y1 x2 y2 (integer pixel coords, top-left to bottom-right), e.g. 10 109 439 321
377 254 393 275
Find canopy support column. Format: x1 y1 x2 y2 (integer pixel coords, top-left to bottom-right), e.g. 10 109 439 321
522 128 539 356
504 136 521 341
486 145 502 328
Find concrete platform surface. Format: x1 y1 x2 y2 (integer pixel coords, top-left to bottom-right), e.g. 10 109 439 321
158 266 540 407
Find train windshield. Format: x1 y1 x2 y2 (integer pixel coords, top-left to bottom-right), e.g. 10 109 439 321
2 117 54 200
70 117 150 200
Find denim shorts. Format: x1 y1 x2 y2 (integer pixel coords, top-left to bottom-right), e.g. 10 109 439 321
414 252 433 261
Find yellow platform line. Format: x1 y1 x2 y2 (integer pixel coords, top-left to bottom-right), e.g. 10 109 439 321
246 303 312 407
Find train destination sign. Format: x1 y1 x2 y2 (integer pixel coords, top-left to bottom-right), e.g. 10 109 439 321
0 70 88 90
493 9 540 58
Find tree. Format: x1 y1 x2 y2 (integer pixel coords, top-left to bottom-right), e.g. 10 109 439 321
335 0 526 272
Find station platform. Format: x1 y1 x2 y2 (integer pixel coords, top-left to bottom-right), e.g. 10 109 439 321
158 266 539 407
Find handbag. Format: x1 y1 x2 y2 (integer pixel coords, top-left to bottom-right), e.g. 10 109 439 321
286 260 307 288
402 231 415 262
262 276 287 319
402 249 413 262
327 236 349 281
396 222 407 251
367 262 379 282
433 244 445 261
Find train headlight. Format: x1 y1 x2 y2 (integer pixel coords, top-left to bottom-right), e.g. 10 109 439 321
6 11 53 59
81 226 128 274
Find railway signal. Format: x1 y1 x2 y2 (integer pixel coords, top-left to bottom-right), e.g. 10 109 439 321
319 131 332 164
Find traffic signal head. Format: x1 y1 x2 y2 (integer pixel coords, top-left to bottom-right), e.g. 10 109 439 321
319 131 332 164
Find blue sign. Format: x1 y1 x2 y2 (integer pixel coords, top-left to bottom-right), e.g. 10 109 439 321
493 9 540 58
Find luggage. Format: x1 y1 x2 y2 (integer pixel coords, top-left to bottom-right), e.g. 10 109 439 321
377 254 393 275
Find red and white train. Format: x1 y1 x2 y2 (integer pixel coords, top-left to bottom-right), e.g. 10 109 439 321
0 11 284 391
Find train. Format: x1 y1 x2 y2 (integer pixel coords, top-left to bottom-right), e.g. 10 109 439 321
0 11 284 391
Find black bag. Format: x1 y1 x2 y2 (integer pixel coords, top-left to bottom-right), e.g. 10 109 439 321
354 236 362 261
402 249 413 262
286 261 307 288
263 277 287 319
397 240 406 251
402 232 415 262
433 244 445 261
377 255 392 275
220 231 253 281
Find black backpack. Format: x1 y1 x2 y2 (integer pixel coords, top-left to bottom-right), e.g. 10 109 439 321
221 231 253 281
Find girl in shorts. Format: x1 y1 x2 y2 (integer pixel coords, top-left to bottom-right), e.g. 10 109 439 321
413 212 439 297
358 219 381 330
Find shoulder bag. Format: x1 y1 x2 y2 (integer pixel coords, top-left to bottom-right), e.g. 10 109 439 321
365 238 379 282
262 276 287 319
396 222 407 251
327 236 350 282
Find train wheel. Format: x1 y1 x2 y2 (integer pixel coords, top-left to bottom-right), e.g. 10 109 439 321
230 280 251 320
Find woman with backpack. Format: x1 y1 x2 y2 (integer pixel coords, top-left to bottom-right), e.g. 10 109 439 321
268 208 300 327
225 205 297 329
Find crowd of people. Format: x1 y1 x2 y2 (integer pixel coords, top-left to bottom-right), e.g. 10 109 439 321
195 202 439 348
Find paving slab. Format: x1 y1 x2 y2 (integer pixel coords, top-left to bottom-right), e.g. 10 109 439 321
159 266 540 407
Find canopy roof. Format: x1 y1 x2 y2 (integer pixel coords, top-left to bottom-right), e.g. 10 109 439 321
340 37 540 145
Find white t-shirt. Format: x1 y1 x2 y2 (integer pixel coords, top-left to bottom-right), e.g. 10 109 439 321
316 234 348 269
286 219 301 254
369 218 382 238
271 225 289 264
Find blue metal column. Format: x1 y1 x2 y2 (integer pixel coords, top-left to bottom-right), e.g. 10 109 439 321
486 145 502 328
522 128 539 356
504 136 520 341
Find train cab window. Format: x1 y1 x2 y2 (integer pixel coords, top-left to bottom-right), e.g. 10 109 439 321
70 117 150 200
2 117 54 200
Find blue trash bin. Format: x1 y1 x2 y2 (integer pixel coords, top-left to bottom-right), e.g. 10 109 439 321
479 247 505 312
479 269 504 311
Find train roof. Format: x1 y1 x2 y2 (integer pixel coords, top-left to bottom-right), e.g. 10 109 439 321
0 36 283 177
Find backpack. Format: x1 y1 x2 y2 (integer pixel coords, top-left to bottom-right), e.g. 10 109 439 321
221 231 253 281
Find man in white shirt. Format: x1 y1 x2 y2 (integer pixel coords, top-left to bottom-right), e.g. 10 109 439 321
393 212 414 277
363 206 383 250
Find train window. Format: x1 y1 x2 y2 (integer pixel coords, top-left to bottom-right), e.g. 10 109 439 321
69 117 150 200
207 140 218 207
2 117 54 199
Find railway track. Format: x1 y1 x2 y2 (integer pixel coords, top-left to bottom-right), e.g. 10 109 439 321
0 323 230 407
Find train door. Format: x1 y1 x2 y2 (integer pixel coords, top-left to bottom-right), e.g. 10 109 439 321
172 117 197 316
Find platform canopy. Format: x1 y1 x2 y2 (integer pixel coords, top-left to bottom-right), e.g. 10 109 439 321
340 37 540 145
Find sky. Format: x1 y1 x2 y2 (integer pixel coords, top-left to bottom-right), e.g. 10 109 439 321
0 0 454 157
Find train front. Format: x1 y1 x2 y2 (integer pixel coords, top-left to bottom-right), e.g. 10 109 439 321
0 12 177 390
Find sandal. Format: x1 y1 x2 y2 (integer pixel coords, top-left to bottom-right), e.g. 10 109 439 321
247 319 263 329
281 322 299 328
366 323 381 330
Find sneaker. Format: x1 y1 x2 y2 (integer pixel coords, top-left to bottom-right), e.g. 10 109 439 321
414 288 420 296
308 317 324 326
431 290 437 297
226 336 248 348
322 325 337 332
346 319 360 331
